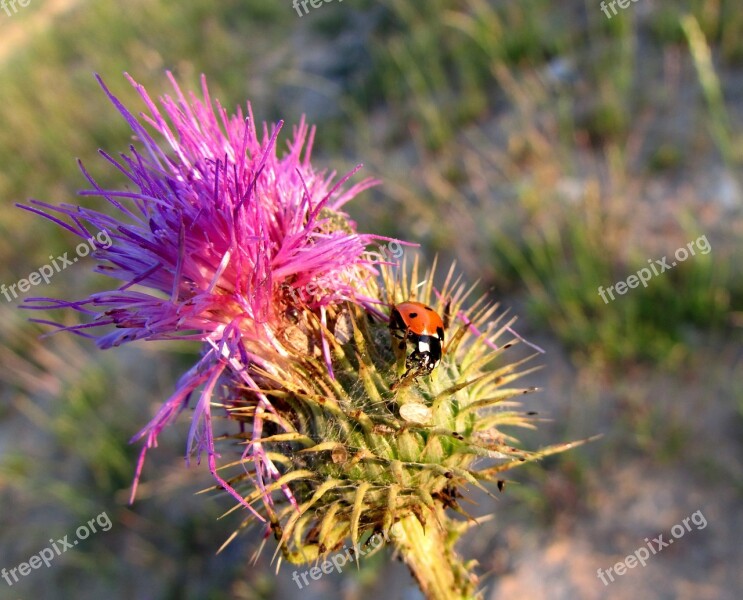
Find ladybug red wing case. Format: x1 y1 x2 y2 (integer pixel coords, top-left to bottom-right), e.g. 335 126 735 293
389 301 445 378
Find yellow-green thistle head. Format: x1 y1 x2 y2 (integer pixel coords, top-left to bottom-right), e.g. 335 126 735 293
214 252 579 598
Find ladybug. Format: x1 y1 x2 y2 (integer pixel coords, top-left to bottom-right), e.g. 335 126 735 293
389 301 445 378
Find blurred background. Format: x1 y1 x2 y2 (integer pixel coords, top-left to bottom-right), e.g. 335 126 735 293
1 1 742 598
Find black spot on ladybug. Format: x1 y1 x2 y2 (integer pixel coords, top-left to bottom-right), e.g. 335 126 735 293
409 312 418 318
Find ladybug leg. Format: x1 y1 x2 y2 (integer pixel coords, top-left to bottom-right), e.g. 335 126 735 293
390 369 417 391
391 337 425 389
442 297 452 330
391 330 410 376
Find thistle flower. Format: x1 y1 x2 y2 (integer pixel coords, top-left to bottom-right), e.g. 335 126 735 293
18 72 388 517
20 74 582 599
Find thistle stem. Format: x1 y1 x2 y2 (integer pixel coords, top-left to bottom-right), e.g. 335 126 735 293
392 511 479 600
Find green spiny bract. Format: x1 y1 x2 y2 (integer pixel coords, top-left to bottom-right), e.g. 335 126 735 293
212 257 578 580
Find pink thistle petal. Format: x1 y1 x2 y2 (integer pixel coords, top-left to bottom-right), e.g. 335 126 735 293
19 71 400 519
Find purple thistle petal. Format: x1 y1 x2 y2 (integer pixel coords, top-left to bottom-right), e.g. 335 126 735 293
21 72 398 518
16 201 89 238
